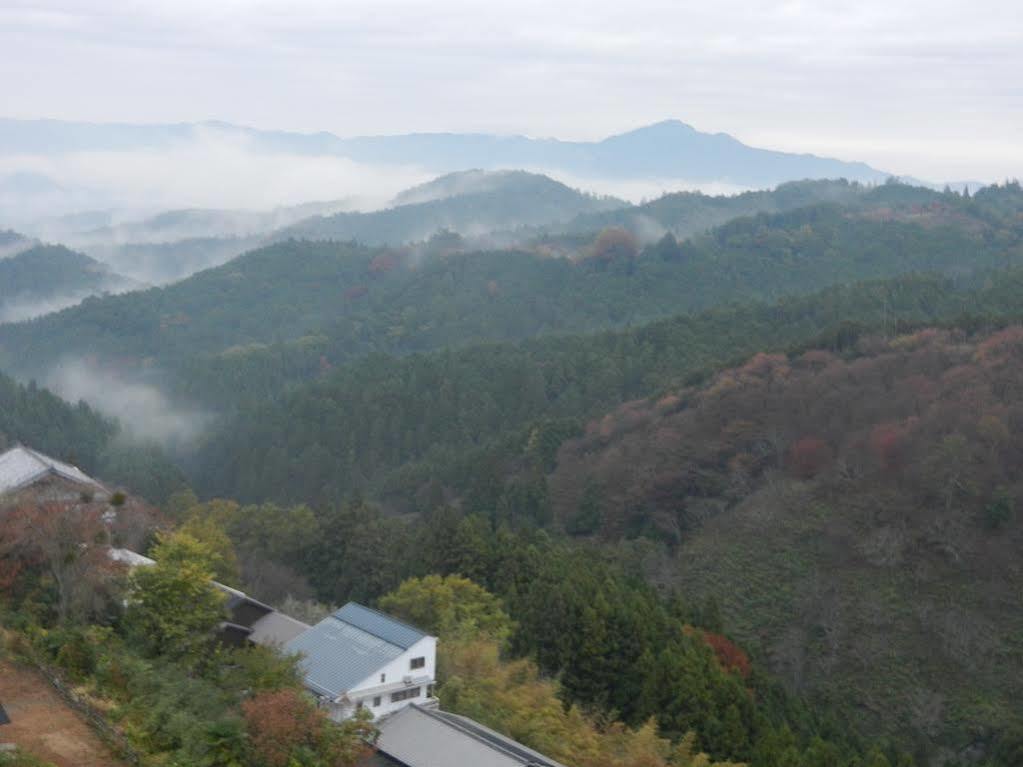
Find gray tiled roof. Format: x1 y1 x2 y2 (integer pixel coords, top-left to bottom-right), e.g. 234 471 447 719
375 705 566 767
0 445 106 496
335 603 427 650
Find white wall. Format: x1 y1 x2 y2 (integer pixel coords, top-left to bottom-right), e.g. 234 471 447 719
342 636 437 720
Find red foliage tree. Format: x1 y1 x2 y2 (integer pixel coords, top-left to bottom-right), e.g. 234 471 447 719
702 631 752 679
870 422 908 472
787 436 833 479
242 689 373 767
243 689 325 767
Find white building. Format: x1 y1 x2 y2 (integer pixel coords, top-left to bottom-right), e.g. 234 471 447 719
286 603 438 721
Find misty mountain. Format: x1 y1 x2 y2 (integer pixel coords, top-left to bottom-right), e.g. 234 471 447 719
19 199 361 286
281 170 626 244
85 236 263 286
518 177 909 246
70 199 358 246
339 120 890 186
0 229 34 259
0 244 137 323
0 117 890 187
0 181 1017 404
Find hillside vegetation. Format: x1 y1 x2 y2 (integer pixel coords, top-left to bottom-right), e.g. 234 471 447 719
280 170 625 243
0 244 134 323
544 326 1023 761
2 182 1018 405
192 266 1023 507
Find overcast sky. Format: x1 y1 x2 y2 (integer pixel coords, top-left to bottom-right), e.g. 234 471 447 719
2 0 1021 181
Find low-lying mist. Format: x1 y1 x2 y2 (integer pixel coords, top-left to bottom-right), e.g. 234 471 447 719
534 170 754 204
0 290 105 324
46 359 210 449
1 126 434 229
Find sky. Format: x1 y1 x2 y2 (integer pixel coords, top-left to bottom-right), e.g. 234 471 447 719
1 0 1022 182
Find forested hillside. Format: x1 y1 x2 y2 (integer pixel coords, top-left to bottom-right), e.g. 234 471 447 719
279 170 624 243
0 229 33 257
2 182 1019 401
86 235 262 285
542 326 1023 761
0 244 134 323
184 321 1023 764
0 369 114 468
0 369 185 503
191 265 1023 506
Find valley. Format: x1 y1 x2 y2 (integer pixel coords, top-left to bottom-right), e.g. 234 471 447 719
2 124 1022 767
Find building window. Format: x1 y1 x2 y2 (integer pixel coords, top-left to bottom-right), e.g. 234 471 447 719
390 687 421 703
410 656 426 670
373 696 382 707
380 673 386 683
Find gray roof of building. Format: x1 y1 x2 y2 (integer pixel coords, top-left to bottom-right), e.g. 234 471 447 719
375 705 566 767
335 603 428 650
286 612 405 698
250 610 310 647
0 445 106 496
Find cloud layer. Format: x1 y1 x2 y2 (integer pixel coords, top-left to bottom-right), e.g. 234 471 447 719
2 0 1021 182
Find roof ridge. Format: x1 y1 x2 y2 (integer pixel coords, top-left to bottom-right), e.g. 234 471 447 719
338 602 429 640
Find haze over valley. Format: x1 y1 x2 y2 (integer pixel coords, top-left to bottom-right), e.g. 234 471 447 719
2 3 1022 767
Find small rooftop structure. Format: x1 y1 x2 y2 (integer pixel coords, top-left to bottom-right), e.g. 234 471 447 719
0 445 107 498
373 704 567 767
286 603 437 721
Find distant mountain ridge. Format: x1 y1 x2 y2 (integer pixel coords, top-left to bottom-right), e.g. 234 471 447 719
0 243 136 323
281 170 627 243
0 117 890 187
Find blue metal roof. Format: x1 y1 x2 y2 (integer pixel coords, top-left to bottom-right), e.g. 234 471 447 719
334 602 427 650
284 602 429 698
286 614 404 698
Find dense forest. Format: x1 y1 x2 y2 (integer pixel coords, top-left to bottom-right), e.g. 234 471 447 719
185 322 1023 763
545 327 1023 757
0 369 114 469
192 265 1023 506
4 178 1023 767
2 182 1019 406
0 244 134 322
0 368 185 503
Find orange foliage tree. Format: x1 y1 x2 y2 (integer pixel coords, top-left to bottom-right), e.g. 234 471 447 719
242 688 374 767
0 501 117 622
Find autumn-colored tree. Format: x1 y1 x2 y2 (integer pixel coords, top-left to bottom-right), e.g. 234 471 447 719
0 501 118 622
589 227 639 264
787 436 832 479
125 531 226 663
869 422 909 472
701 632 752 679
242 688 373 767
